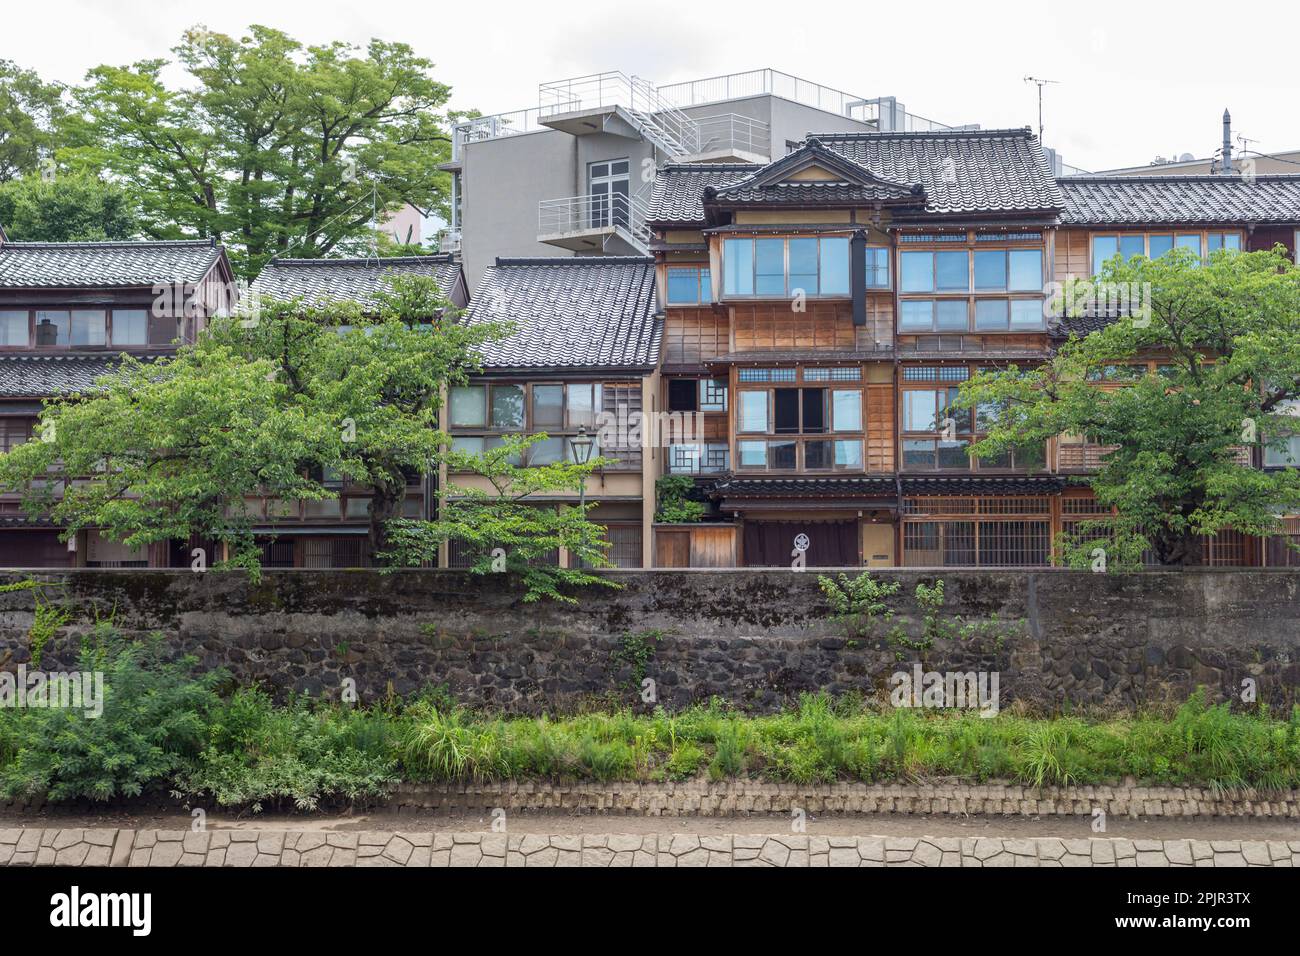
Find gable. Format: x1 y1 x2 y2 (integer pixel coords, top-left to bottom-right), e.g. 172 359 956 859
787 165 846 182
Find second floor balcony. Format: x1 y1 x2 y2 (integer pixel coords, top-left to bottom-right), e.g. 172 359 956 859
538 191 650 254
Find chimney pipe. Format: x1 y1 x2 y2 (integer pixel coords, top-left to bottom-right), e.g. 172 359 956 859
1221 109 1232 176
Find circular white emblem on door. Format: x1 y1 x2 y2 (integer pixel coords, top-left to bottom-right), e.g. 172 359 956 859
793 533 811 553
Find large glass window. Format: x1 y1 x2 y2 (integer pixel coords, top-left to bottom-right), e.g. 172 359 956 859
1009 299 1045 330
755 238 785 295
666 267 710 305
567 383 601 429
724 236 851 297
0 311 27 346
1091 236 1118 275
788 237 819 293
1206 232 1241 252
450 386 486 428
974 299 1009 330
935 251 969 290
903 390 939 431
973 250 1008 290
34 311 69 347
832 390 861 431
531 384 564 429
901 250 969 292
489 385 524 429
112 309 148 346
1008 250 1042 291
70 310 106 347
900 299 968 332
739 391 768 432
819 237 850 294
723 238 754 296
864 247 890 288
738 440 766 467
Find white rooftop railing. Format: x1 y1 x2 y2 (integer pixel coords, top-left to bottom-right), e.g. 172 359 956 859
454 68 958 157
537 192 651 247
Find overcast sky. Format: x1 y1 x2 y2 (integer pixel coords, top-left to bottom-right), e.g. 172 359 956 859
6 0 1299 172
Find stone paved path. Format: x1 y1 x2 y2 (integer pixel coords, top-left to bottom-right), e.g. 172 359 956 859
1 829 1297 867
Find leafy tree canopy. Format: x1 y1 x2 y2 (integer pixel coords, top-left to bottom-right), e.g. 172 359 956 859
0 171 136 241
58 24 462 278
0 58 64 182
956 246 1300 567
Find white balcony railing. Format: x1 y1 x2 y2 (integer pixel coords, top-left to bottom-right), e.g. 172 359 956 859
539 71 701 157
693 113 771 159
538 192 651 247
437 229 462 255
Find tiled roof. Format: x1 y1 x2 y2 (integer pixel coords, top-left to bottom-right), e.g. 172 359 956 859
707 350 878 365
646 163 762 225
466 257 660 370
711 477 896 499
813 130 1062 217
0 240 222 288
650 131 1061 224
0 354 122 397
901 475 1064 495
711 180 920 207
1048 313 1119 339
251 255 462 309
1058 175 1300 225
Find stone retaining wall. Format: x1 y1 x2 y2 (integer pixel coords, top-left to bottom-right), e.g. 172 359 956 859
389 781 1300 818
1 829 1295 867
3 569 1299 712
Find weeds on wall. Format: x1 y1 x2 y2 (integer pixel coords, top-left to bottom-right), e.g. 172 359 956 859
818 571 1024 662
0 577 72 668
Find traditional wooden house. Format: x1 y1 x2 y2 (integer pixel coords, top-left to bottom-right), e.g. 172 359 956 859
445 256 661 569
0 230 236 567
646 132 1300 568
247 254 469 567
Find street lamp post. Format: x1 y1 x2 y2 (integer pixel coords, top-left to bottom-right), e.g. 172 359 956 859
569 424 594 515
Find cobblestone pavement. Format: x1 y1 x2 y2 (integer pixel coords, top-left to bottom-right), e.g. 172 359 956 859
1 829 1297 867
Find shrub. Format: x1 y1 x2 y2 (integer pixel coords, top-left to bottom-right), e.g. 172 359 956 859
0 628 223 802
172 688 399 811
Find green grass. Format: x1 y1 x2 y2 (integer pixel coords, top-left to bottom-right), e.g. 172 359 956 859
393 690 1300 792
3 638 1297 808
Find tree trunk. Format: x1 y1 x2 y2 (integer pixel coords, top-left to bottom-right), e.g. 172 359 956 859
1151 527 1203 566
367 475 405 565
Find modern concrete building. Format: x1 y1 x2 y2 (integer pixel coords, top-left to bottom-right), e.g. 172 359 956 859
439 69 966 284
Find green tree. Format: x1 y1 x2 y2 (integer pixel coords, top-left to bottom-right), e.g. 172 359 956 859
956 246 1300 567
0 344 333 573
0 59 64 182
380 435 617 604
0 171 135 241
61 25 460 278
0 275 500 572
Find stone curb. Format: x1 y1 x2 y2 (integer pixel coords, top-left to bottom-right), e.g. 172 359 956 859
384 781 1300 818
1 830 1296 867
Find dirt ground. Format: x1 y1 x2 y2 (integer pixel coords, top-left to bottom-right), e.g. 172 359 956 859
2 805 1296 840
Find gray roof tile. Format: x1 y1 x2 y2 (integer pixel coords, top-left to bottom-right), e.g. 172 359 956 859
1058 175 1300 225
0 354 122 397
814 129 1062 217
711 476 896 499
251 255 462 309
0 240 221 288
647 163 762 225
466 257 660 371
649 130 1062 225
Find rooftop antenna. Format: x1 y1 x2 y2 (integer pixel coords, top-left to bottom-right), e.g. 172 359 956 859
1023 76 1059 144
